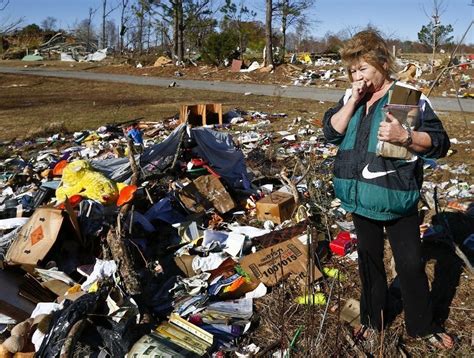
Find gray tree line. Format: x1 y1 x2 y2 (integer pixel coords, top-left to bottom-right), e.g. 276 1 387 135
0 0 467 67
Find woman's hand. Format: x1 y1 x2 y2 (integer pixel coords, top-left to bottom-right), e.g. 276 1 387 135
378 112 409 144
351 80 368 104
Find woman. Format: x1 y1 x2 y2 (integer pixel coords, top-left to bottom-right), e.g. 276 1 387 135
323 30 453 349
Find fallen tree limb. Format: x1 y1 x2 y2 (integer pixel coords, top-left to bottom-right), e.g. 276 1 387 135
105 137 142 295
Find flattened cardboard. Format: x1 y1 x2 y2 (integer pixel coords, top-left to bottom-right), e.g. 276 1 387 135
179 175 235 214
239 237 322 287
194 175 234 213
178 182 207 213
5 208 64 266
42 279 72 296
256 191 295 224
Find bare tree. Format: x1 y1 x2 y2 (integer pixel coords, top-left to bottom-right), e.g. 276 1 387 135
421 0 450 73
292 18 307 52
134 0 144 53
86 7 98 51
74 7 98 51
275 0 314 62
154 0 211 63
0 0 23 35
339 25 361 40
101 0 119 49
40 16 57 31
106 19 118 48
131 0 156 54
149 3 173 53
153 0 183 61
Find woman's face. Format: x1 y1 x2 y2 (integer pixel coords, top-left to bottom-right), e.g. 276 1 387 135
349 60 387 92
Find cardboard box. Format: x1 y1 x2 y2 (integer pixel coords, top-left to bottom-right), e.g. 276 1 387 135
239 237 322 287
5 205 80 267
5 208 64 266
256 191 295 224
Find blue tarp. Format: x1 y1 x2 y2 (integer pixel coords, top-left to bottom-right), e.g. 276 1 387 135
92 124 250 189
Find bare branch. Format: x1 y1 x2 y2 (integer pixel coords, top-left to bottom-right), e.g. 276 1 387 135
0 0 10 12
0 16 23 35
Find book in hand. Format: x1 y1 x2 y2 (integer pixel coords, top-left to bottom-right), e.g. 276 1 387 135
376 84 422 160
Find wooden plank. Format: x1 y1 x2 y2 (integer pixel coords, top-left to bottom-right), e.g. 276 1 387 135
0 299 30 322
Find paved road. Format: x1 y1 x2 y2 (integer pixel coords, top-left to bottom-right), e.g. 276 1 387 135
1 66 473 112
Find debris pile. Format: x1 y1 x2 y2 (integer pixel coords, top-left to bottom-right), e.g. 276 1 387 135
0 106 472 357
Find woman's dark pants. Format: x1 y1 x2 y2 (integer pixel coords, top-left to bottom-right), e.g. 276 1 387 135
352 212 434 337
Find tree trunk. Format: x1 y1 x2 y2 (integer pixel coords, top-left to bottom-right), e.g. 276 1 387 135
281 0 288 63
265 0 274 67
101 0 107 48
120 0 128 53
146 15 152 52
137 11 144 54
239 32 243 60
431 27 436 74
177 0 184 63
173 2 179 60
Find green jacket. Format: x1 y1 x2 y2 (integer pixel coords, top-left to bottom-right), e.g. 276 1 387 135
323 85 450 221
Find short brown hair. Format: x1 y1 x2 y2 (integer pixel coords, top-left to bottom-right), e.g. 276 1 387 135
340 30 395 82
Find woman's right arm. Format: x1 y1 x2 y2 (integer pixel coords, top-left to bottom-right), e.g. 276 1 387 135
330 79 367 134
329 97 358 134
323 87 362 145
322 99 346 145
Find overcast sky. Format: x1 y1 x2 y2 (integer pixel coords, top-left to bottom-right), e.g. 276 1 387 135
2 0 473 42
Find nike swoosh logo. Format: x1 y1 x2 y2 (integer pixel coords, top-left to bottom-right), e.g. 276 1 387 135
362 164 396 179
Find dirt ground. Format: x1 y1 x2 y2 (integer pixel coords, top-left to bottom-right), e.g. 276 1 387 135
0 65 472 356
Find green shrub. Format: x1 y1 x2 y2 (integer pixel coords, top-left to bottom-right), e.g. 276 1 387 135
202 30 239 66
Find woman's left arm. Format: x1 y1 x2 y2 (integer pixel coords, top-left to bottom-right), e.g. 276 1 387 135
378 115 432 152
378 100 450 158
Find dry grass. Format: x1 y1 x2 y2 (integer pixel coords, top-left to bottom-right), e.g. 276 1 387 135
0 73 328 141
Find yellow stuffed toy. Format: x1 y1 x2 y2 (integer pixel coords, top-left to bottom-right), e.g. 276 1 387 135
56 160 119 205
